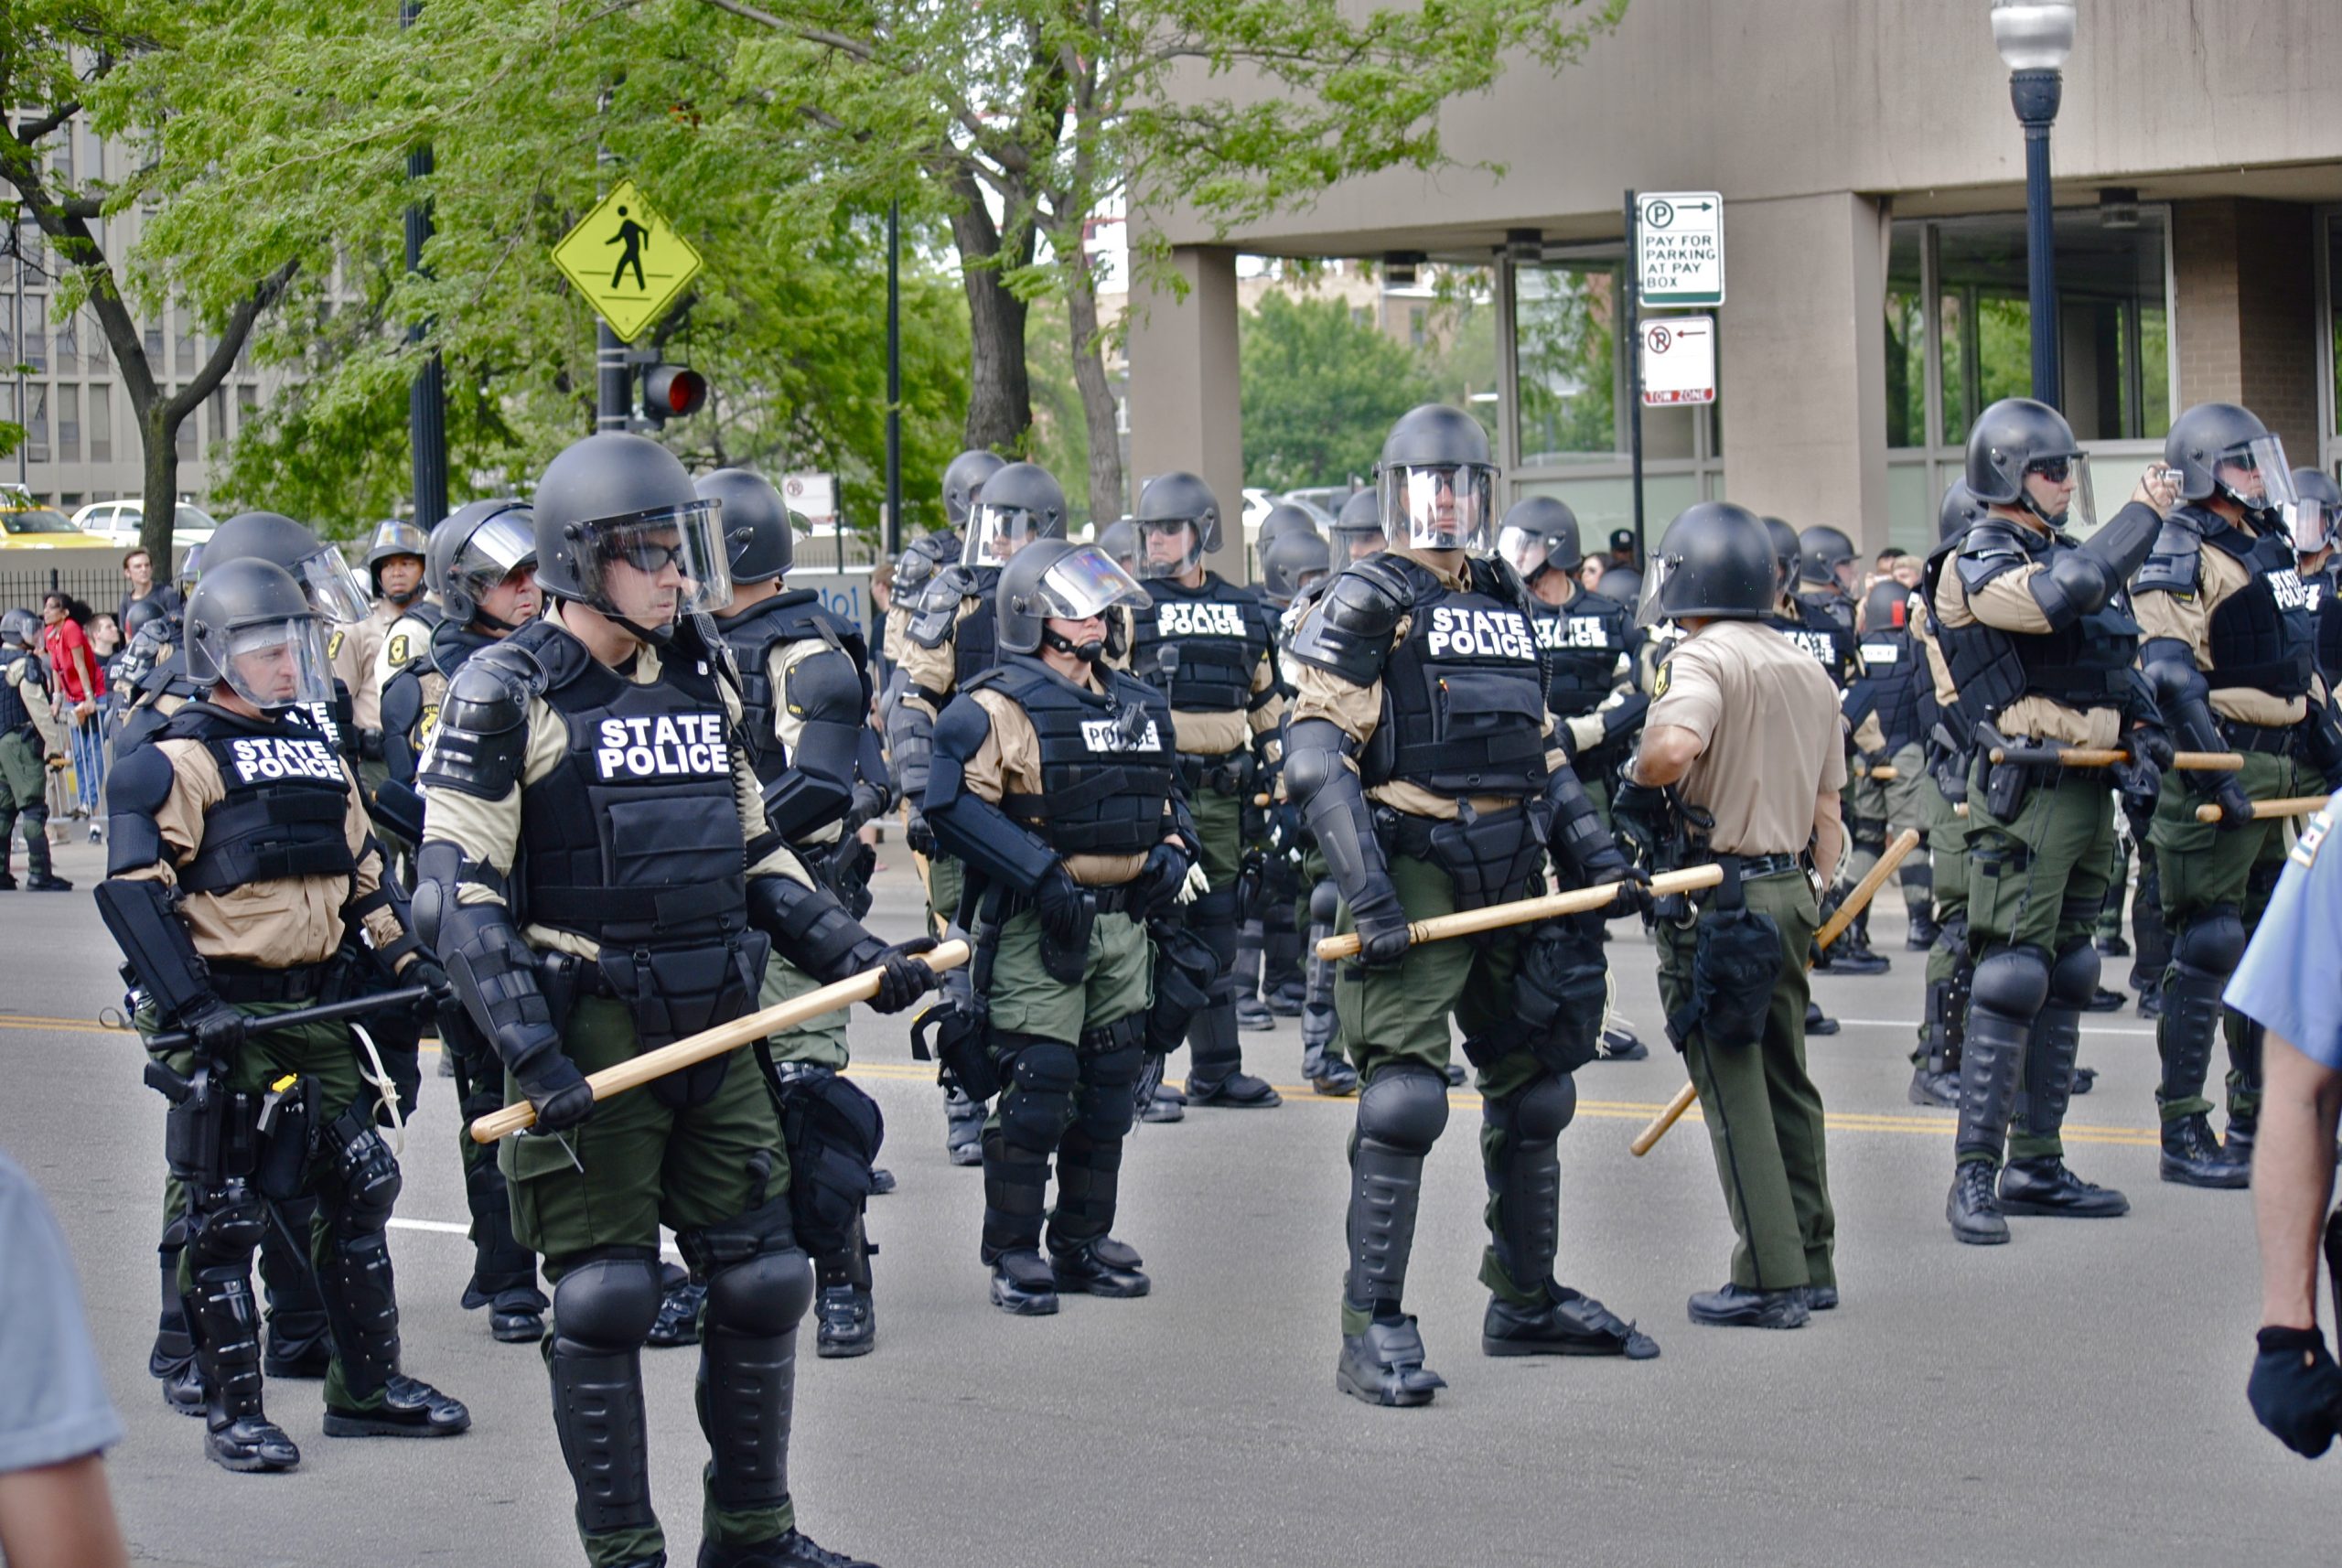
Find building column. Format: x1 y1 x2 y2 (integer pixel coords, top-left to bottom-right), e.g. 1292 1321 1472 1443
2172 198 2318 467
1124 244 1247 580
1714 191 1891 561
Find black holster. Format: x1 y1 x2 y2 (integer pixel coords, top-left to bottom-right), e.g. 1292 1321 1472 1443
1037 889 1095 985
764 1063 884 1258
1145 918 1220 1058
595 933 770 1108
1665 864 1783 1054
1414 800 1550 911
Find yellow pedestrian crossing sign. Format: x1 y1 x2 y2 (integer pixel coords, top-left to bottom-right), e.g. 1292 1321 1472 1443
551 178 703 343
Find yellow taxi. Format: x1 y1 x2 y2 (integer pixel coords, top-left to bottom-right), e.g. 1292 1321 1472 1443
0 486 117 551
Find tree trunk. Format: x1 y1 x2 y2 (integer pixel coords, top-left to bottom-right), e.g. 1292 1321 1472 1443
949 167 1032 456
138 406 180 566
1064 244 1123 524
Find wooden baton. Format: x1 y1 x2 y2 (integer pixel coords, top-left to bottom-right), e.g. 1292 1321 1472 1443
1630 827 1923 1158
1987 746 2242 771
469 940 972 1144
2193 794 2332 824
1311 864 1724 963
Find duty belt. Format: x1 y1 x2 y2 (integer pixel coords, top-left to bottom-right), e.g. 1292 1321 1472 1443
1177 752 1252 797
206 959 332 1004
1714 851 1802 881
2217 717 2296 756
1082 880 1147 918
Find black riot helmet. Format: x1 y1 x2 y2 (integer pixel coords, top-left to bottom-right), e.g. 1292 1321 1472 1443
183 556 335 714
1134 470 1225 579
942 449 1007 529
696 467 801 585
1258 528 1332 607
894 530 960 601
1799 525 1857 593
361 517 431 604
962 461 1068 568
428 499 537 631
2288 467 2340 556
995 540 1150 660
1939 479 1986 544
1638 502 1775 627
177 542 205 596
2165 402 2296 517
1761 516 1800 596
1256 502 1320 550
1378 403 1497 553
1595 565 1642 606
1098 518 1140 574
208 511 373 625
1331 489 1386 563
0 607 38 649
1860 578 1910 636
1965 397 2095 530
122 593 176 642
1495 495 1583 582
532 432 732 643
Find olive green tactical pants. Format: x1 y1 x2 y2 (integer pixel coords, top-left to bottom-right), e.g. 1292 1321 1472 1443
1842 741 1929 909
983 905 1153 1042
1657 873 1834 1293
1917 772 1969 1065
1189 772 1246 890
761 953 849 1070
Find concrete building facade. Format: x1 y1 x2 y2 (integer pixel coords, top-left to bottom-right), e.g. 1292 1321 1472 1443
1129 0 2342 568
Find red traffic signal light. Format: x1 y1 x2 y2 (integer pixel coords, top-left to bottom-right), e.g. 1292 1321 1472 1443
639 364 707 424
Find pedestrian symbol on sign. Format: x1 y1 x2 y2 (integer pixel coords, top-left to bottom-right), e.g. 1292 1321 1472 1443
607 206 650 292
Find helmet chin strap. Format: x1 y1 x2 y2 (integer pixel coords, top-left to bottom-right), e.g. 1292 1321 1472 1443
1041 626 1103 663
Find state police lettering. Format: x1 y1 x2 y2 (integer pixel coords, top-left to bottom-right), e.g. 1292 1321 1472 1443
2269 568 2312 613
1156 601 1249 639
595 712 731 779
1533 614 1615 652
1783 628 1838 668
1080 715 1165 753
226 735 344 785
1426 606 1536 662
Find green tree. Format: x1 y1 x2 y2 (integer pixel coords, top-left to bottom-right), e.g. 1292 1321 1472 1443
1240 291 1432 493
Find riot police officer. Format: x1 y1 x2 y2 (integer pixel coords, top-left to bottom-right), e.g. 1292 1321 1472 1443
1097 517 1141 575
893 458 1065 1161
1798 523 1861 627
707 467 896 1359
2135 404 2342 1186
2292 467 2342 686
332 518 435 765
1127 469 1284 1107
1248 524 1332 1026
415 432 933 1568
1285 403 1656 1407
99 556 469 1473
1927 396 2171 1244
0 607 69 889
1840 576 1936 944
1907 481 1985 1108
1614 501 1847 1328
1329 489 1387 564
377 497 549 1343
925 541 1195 1313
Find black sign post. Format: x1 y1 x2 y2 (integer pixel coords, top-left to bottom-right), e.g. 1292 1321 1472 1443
1623 189 1646 568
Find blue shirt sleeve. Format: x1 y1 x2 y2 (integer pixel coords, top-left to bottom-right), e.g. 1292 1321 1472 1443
2225 798 2342 1071
0 1150 124 1474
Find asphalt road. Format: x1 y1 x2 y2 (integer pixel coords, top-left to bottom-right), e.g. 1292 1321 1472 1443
4 832 2332 1567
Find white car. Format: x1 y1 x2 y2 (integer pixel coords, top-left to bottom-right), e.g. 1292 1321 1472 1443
74 499 219 549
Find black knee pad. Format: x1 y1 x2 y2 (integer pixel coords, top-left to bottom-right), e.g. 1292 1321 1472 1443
1493 1071 1577 1141
323 1118 403 1233
704 1246 814 1337
2047 942 2100 1008
2173 905 2246 974
1357 1064 1450 1154
1309 878 1340 928
998 1038 1080 1153
1074 1036 1144 1141
187 1196 267 1267
550 1253 664 1350
1971 946 2051 1021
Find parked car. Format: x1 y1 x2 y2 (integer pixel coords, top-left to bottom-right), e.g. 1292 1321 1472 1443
73 499 219 549
0 489 119 552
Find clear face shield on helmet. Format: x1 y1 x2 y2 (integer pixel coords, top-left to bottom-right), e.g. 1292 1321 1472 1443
1633 554 1678 629
964 502 1053 566
453 510 538 604
1135 516 1204 580
196 616 336 713
294 547 374 625
1033 545 1151 625
2287 493 2337 555
2015 452 2097 532
2212 435 2297 515
575 499 733 629
1383 462 1496 553
1496 525 1553 579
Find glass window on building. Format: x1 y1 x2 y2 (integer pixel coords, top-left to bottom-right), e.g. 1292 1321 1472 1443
88 383 110 463
21 319 44 374
209 386 227 450
52 316 75 376
143 323 164 364
174 316 196 376
236 382 257 434
2325 210 2342 478
26 385 48 464
56 385 78 463
174 392 194 460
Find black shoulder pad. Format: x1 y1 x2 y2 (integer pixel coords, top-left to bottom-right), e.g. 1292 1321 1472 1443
1955 521 2033 594
1471 553 1534 612
782 644 869 725
418 644 539 800
908 576 969 649
2133 517 2204 597
1287 558 1413 684
929 688 995 768
379 664 424 743
103 743 179 875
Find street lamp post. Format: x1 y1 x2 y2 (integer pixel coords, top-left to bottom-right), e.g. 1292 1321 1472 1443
1992 0 2076 412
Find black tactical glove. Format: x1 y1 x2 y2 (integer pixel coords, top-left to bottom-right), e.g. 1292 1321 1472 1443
2248 1326 2342 1457
1610 772 1669 874
905 809 938 859
866 938 942 1014
512 1043 596 1133
1347 875 1412 970
2130 725 2175 772
1599 854 1653 918
2111 756 2162 833
2200 773 2257 831
846 780 891 833
179 995 247 1058
404 954 472 1048
1031 865 1090 948
1133 842 1193 914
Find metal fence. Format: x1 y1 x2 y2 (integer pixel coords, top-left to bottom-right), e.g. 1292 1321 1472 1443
0 562 128 616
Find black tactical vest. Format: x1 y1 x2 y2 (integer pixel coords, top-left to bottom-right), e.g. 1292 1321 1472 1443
159 702 357 896
509 618 750 951
948 566 1003 687
1361 557 1550 798
2309 565 2342 684
1766 604 1857 689
1853 628 1927 751
972 655 1176 859
1923 522 2141 722
0 653 32 738
2204 525 2315 699
1531 588 1631 718
1129 574 1269 722
717 589 873 787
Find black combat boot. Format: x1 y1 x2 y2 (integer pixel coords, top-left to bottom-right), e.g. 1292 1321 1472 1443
1338 1079 1445 1406
1997 1004 2128 1218
813 1213 876 1359
1946 987 2025 1245
1186 1000 1281 1107
982 1132 1058 1316
2160 1114 2249 1189
185 1208 302 1472
1907 907 1941 950
153 1219 209 1416
1338 1315 1446 1406
1046 1128 1148 1297
700 1533 876 1568
2158 959 2251 1188
1302 1040 1360 1095
1686 1283 1810 1328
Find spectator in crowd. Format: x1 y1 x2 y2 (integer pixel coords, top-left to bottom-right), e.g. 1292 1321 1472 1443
88 615 121 662
0 1148 131 1568
38 594 104 829
116 548 181 633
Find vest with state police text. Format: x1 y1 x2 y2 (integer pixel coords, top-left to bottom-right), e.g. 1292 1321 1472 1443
1127 573 1271 725
2202 522 2315 700
158 701 357 897
1531 587 1632 719
1922 521 2141 722
1362 556 1550 800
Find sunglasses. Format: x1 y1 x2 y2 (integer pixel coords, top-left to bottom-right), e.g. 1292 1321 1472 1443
610 538 691 574
2025 457 2074 483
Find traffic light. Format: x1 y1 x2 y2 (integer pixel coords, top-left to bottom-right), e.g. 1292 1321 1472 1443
638 363 707 427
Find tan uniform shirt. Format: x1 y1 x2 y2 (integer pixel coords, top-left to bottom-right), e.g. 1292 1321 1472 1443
6 657 66 754
329 599 403 733
371 607 439 704
1644 619 1847 856
420 604 811 961
960 672 1168 886
2131 521 2321 727
117 723 406 968
896 597 976 723
1928 530 2123 749
1289 546 1568 822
